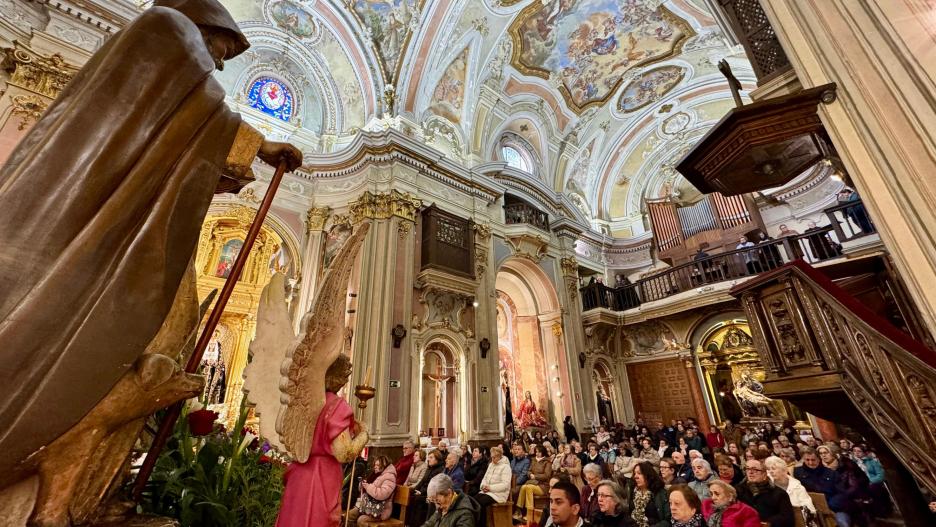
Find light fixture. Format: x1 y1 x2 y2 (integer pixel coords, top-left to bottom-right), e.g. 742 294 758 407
472 301 479 307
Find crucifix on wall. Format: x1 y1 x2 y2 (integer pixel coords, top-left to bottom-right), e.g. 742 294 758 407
424 356 455 436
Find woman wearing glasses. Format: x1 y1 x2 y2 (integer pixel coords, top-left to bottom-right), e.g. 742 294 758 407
591 479 630 526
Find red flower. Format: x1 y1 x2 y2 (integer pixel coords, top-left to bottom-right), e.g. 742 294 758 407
188 409 219 437
259 455 272 465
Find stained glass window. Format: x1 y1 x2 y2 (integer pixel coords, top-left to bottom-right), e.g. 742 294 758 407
246 77 294 122
502 145 529 172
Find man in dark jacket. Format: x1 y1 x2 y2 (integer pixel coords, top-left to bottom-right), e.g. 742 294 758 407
423 474 480 527
736 456 794 527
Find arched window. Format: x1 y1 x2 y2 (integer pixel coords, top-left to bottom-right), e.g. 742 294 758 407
501 145 529 171
246 76 294 122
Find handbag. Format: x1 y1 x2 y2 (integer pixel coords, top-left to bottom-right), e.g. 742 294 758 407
357 491 386 517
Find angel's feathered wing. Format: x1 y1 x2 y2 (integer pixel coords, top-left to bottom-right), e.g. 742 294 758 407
243 273 295 453
277 223 370 462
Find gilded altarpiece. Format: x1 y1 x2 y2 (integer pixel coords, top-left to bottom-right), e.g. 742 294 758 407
697 322 803 426
195 206 300 425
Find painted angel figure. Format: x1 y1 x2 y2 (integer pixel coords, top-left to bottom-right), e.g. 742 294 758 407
244 224 371 527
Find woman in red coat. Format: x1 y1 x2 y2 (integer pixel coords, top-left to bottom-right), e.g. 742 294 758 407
701 479 760 527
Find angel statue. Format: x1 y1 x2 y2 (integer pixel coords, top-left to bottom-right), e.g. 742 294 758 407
732 371 773 418
243 223 371 527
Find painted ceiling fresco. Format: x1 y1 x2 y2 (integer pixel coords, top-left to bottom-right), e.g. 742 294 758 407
617 65 685 113
217 0 754 231
508 0 694 113
350 0 421 82
429 47 470 124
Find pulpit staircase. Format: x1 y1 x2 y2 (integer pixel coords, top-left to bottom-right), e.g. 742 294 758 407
730 259 936 524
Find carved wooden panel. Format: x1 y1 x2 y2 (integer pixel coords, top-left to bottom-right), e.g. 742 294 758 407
627 359 695 423
421 205 474 278
732 261 936 495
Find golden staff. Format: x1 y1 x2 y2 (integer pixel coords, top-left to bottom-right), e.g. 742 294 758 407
345 367 375 527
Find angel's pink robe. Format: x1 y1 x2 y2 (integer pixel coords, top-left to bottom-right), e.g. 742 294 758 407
276 392 353 527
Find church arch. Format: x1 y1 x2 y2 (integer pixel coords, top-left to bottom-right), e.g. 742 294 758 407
410 328 470 444
495 257 570 431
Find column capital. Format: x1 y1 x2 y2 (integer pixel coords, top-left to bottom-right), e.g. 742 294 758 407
306 206 331 233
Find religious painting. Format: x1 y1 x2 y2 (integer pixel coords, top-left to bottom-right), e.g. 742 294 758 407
268 244 292 275
322 223 352 270
429 47 469 124
246 77 294 122
566 138 594 192
508 0 694 113
351 0 420 81
270 0 317 38
617 65 685 113
215 239 243 278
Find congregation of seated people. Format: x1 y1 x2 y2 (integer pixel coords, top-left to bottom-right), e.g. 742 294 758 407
348 417 892 527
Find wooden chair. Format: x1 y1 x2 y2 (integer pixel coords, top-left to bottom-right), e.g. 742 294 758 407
808 492 836 527
792 506 806 527
371 485 409 527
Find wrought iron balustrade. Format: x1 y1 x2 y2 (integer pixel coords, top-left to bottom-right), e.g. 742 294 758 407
504 202 549 231
823 198 876 243
581 232 852 312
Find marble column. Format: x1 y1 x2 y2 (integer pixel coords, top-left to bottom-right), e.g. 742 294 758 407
294 206 329 331
680 350 712 432
472 223 502 440
761 0 936 336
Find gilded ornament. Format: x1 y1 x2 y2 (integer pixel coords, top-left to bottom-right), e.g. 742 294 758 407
3 47 76 98
560 256 579 276
10 94 47 130
306 206 330 232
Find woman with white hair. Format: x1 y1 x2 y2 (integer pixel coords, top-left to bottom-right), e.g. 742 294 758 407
765 455 815 513
688 458 718 499
422 474 480 527
580 463 604 521
476 445 511 527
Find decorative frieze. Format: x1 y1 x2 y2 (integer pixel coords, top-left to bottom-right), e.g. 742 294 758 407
348 189 421 224
10 93 46 129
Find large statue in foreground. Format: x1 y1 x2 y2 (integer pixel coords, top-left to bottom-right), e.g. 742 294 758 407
0 0 301 522
244 225 371 527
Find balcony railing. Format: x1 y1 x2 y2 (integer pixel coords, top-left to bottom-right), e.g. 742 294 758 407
504 202 549 231
823 198 876 242
582 230 852 312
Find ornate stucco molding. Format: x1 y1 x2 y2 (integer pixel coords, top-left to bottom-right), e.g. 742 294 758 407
504 232 549 263
347 189 421 224
305 206 331 233
2 47 77 98
10 93 47 130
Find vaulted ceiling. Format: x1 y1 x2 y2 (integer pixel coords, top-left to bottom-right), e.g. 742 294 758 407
219 0 756 238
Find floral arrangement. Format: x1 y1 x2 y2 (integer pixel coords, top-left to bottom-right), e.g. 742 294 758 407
138 397 288 526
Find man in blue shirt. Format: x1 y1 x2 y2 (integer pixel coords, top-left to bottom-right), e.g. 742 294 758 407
510 443 531 487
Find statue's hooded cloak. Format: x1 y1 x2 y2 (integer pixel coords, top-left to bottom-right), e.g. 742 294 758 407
0 0 253 475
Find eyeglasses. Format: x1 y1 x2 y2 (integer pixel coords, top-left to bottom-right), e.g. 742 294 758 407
597 493 615 499
745 467 766 473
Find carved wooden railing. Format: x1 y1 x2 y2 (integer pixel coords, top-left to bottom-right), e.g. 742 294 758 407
731 260 936 496
823 198 876 243
717 0 791 84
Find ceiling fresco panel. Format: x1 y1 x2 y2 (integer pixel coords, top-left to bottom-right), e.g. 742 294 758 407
350 0 424 83
507 0 695 113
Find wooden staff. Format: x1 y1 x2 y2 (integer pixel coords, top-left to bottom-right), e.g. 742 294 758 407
132 160 288 500
344 367 375 527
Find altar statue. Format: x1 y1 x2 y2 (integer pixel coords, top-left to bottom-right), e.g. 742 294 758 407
244 224 371 527
517 390 549 429
0 0 303 495
733 372 773 418
201 331 227 405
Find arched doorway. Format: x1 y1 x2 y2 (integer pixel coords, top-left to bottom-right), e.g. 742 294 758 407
495 257 570 432
419 340 460 442
592 360 616 428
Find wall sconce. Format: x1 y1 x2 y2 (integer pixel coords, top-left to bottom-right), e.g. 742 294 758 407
480 338 491 359
391 324 407 348
578 352 586 369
